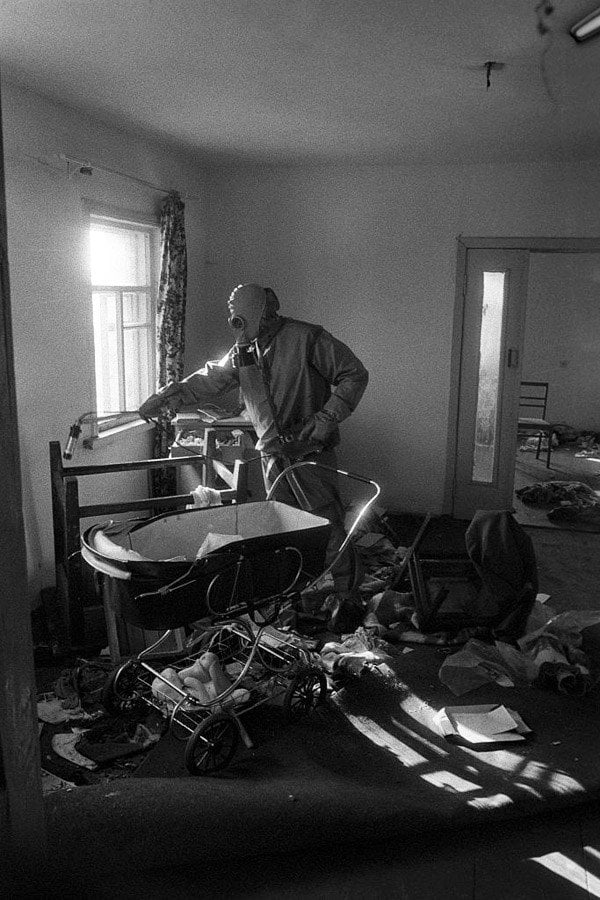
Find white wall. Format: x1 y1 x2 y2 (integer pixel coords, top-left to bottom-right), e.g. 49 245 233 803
524 252 600 432
3 83 209 606
194 158 600 514
7 79 600 608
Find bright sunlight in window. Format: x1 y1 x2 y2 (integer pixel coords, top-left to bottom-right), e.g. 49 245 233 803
90 215 158 421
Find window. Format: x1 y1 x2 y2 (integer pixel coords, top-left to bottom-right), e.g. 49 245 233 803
89 213 159 427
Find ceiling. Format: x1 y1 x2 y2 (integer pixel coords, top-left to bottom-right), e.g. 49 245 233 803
1 0 600 166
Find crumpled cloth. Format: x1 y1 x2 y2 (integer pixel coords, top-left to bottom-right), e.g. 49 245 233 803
190 484 223 508
51 733 98 770
196 532 242 558
439 609 600 696
438 639 538 696
37 694 104 725
320 628 396 676
519 609 600 655
75 721 160 764
516 481 598 507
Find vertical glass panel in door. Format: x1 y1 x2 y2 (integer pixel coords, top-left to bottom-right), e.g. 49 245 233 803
472 272 505 483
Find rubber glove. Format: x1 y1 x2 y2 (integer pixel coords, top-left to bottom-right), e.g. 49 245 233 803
297 410 337 447
138 382 183 420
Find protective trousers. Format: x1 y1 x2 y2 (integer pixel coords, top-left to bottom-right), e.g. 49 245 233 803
261 449 355 593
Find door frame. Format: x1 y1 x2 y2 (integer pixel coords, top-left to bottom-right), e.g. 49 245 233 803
444 235 600 516
0 81 47 859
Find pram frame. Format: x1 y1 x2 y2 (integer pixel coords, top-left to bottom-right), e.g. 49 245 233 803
96 462 381 774
103 618 326 774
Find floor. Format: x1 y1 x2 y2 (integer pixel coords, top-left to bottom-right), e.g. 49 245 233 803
513 445 600 613
121 806 600 899
513 445 600 532
19 457 600 900
18 802 600 898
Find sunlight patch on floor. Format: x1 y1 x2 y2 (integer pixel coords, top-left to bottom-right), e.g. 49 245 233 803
531 851 600 897
461 748 525 773
391 717 449 757
340 711 429 767
514 782 544 799
549 770 586 795
420 771 481 793
520 760 550 782
467 793 513 810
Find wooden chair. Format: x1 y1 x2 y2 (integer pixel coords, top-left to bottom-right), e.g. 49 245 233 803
518 381 555 468
49 440 250 648
389 511 537 639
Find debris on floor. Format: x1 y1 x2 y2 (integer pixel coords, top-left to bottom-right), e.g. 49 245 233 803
41 768 76 795
37 692 105 725
51 732 98 770
516 480 600 526
74 718 161 764
434 704 531 747
37 657 160 787
35 503 600 787
519 434 558 453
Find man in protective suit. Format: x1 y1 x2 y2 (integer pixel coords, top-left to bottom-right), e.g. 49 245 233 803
139 283 369 620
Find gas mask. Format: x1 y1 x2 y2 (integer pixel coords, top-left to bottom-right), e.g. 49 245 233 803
227 283 267 368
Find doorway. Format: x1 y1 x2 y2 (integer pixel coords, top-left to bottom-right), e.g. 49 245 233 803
447 237 600 521
513 250 600 528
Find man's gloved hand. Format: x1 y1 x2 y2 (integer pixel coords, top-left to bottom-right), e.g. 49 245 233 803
297 410 337 447
138 382 183 421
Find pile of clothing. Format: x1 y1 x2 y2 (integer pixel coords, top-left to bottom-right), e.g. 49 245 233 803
37 661 162 789
437 607 600 697
516 480 600 525
574 431 600 457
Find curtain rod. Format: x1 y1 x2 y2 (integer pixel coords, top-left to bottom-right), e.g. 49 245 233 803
59 153 199 201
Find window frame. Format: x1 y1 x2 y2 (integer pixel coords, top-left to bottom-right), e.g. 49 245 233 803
87 204 160 433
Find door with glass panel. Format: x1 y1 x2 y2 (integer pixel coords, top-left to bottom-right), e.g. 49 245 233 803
452 248 529 519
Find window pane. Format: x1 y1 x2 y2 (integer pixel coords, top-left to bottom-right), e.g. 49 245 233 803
90 216 156 415
92 291 120 414
123 327 151 410
90 223 150 287
472 272 505 484
122 291 150 326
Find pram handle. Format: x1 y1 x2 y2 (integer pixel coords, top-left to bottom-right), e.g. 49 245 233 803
265 459 380 502
265 460 381 592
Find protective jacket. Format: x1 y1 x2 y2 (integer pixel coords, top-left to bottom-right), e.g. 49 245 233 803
174 317 368 454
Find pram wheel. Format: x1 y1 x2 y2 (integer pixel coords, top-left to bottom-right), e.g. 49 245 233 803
102 660 146 717
283 668 327 723
185 712 239 775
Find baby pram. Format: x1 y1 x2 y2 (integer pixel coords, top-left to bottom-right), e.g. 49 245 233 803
81 461 380 774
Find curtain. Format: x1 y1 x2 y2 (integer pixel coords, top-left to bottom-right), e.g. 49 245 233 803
151 191 187 497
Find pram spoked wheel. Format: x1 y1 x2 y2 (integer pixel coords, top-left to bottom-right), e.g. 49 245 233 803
185 712 239 775
102 660 146 717
283 667 327 723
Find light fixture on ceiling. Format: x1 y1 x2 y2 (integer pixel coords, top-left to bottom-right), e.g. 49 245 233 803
570 7 600 42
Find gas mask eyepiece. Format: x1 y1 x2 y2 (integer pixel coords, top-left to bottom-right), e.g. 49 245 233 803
228 314 246 332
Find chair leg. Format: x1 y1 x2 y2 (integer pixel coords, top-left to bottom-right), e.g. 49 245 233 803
546 430 552 468
535 433 543 461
